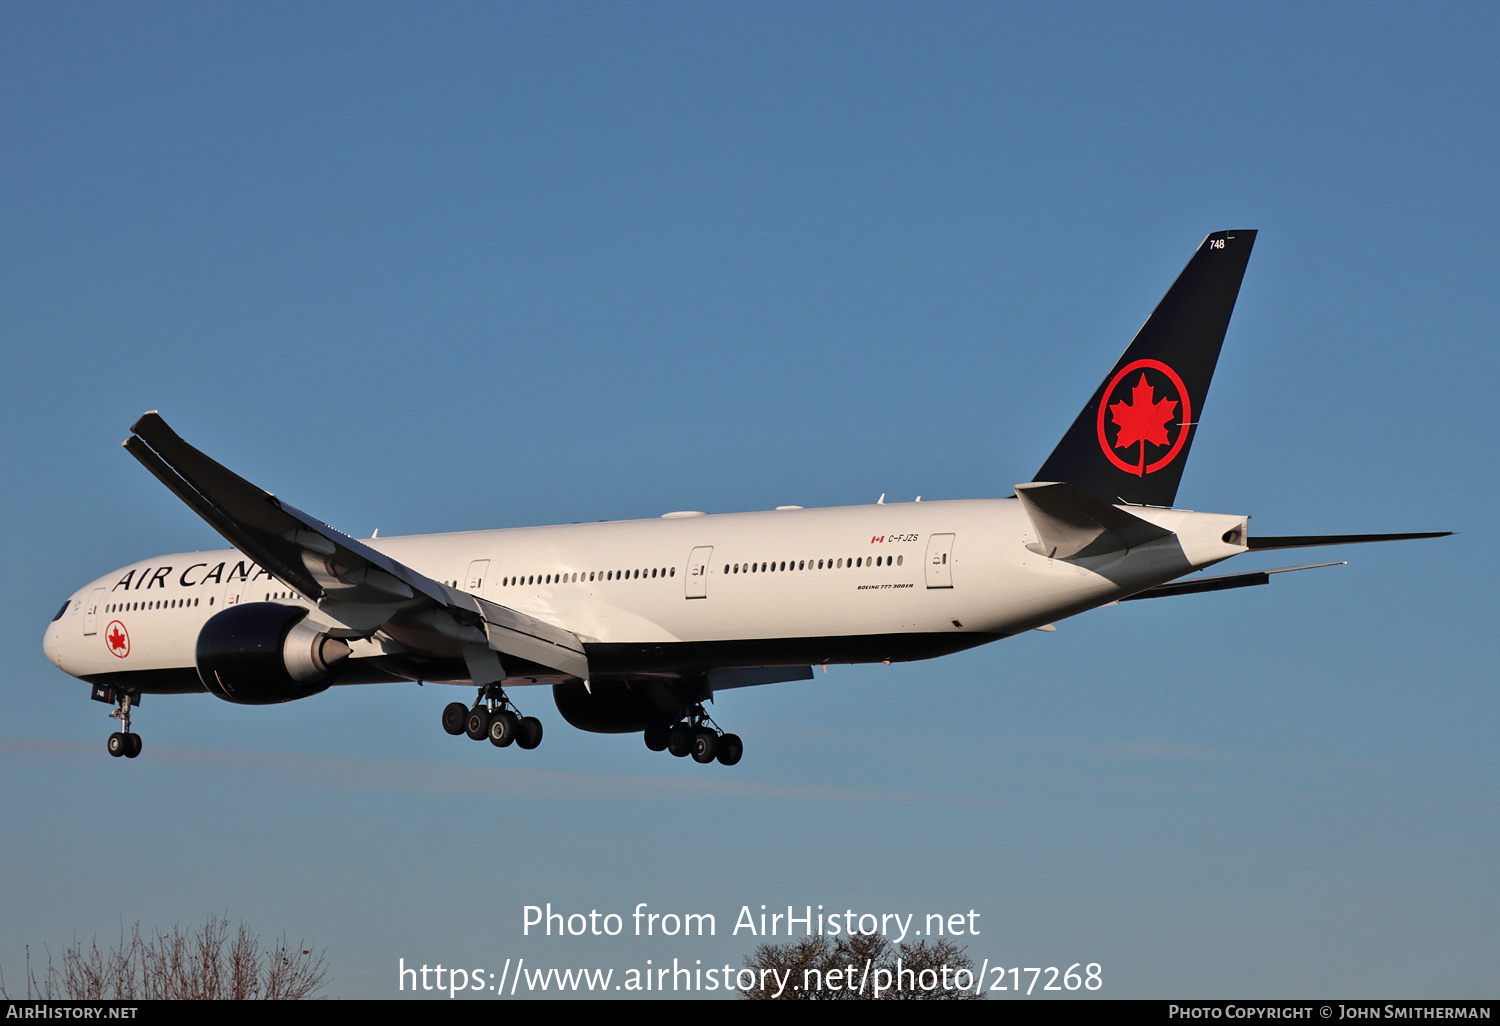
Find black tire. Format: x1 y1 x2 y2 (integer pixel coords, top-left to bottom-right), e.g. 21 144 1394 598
465 708 492 741
716 733 743 766
488 711 519 747
517 716 543 750
442 702 469 736
643 724 669 752
107 732 126 758
666 722 693 758
691 730 718 764
125 734 142 758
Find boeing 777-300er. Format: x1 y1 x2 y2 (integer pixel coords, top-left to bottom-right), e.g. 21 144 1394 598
42 230 1448 763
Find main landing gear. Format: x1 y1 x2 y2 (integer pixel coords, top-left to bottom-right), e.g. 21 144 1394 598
104 690 142 759
442 684 542 751
644 703 742 766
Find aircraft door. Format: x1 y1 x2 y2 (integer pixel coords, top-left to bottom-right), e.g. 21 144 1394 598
465 559 490 593
222 578 246 608
685 546 713 599
83 588 105 635
925 534 955 589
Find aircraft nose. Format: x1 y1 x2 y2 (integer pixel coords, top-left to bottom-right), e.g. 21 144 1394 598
42 623 62 668
42 600 71 671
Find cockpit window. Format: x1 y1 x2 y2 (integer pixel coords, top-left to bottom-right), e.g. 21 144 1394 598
51 600 70 622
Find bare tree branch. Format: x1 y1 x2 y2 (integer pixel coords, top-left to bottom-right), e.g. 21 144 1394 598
740 933 982 1000
2 913 327 999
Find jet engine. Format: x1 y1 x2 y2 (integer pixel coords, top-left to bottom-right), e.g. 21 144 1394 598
552 679 690 733
196 602 350 705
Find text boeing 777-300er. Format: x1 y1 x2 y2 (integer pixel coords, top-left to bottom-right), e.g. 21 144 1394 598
42 231 1448 763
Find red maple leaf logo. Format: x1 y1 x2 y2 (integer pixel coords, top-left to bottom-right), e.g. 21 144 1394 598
106 622 129 657
1110 373 1178 473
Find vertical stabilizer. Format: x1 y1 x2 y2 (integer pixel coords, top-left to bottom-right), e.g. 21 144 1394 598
1033 230 1256 507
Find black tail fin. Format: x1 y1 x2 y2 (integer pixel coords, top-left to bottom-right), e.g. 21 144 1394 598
1033 229 1256 507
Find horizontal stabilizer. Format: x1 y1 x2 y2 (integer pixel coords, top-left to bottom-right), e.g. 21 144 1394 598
1015 481 1175 558
1248 532 1452 551
1121 561 1344 601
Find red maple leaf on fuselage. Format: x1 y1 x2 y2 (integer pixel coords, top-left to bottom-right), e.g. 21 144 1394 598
107 626 127 653
1110 373 1178 472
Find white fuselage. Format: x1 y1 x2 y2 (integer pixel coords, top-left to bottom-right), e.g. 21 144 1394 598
42 497 1248 691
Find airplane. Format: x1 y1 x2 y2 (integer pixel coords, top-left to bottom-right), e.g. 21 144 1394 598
41 230 1449 764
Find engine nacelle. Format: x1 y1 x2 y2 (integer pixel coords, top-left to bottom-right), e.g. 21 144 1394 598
196 602 351 705
552 679 689 733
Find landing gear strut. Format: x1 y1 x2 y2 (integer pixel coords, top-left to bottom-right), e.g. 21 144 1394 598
105 691 141 759
442 684 542 751
647 702 741 766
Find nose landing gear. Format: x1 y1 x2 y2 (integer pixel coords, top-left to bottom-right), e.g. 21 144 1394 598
442 684 543 751
645 703 741 766
98 688 141 759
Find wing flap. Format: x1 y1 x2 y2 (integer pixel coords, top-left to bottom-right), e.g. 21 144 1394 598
468 595 590 682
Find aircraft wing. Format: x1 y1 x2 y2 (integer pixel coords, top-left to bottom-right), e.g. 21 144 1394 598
123 412 589 682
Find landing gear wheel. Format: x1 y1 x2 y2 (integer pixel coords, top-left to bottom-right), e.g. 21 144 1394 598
106 692 138 760
691 729 718 764
716 733 743 766
442 702 469 736
643 724 669 752
465 708 492 741
666 722 693 758
517 716 543 750
488 711 519 747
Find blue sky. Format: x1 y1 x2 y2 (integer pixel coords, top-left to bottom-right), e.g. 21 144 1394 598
2 3 1495 998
